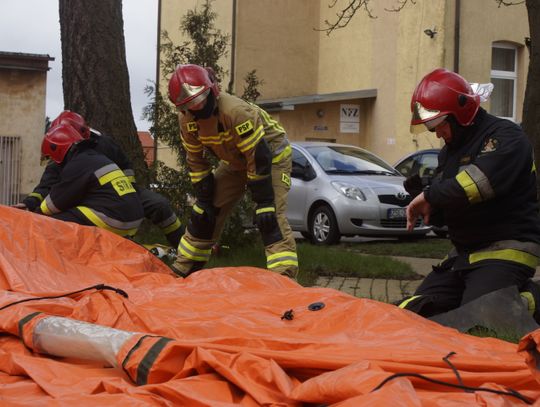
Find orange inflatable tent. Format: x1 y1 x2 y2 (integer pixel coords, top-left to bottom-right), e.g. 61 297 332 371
1 205 540 406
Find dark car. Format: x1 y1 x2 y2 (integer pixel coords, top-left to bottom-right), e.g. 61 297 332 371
394 148 440 179
393 148 448 238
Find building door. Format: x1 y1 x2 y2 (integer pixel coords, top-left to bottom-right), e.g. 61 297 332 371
0 136 22 205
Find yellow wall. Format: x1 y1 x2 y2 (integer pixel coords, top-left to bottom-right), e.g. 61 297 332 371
0 68 47 196
160 0 530 165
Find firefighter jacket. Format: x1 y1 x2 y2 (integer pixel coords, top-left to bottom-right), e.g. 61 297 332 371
424 108 540 252
24 132 135 211
179 92 291 204
37 144 144 237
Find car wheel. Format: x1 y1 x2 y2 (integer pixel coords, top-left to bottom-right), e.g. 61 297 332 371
310 206 340 245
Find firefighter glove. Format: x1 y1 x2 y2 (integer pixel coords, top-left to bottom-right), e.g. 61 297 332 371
188 201 218 240
403 174 423 198
255 204 283 246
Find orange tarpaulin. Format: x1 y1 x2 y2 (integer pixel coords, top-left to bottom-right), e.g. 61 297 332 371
1 204 540 406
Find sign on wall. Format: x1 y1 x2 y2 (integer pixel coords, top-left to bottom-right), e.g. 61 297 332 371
340 104 360 133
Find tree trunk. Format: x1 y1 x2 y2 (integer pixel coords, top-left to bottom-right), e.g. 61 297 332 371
59 0 149 185
523 0 540 199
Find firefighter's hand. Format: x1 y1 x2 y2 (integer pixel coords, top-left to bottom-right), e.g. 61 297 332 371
11 203 28 210
255 204 278 234
406 192 431 231
403 174 423 198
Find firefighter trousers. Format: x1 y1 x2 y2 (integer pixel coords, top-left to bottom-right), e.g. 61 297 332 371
173 156 298 278
396 244 539 318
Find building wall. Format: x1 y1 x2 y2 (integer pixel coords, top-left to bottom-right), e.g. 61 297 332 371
0 68 47 198
159 0 530 165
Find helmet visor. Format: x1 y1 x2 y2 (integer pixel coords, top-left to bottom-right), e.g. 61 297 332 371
410 101 444 134
174 85 210 110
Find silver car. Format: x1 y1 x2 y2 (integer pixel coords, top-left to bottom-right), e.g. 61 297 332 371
287 142 430 244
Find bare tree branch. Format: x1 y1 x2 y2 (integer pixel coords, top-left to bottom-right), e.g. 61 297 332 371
316 0 376 36
495 0 525 6
385 0 416 13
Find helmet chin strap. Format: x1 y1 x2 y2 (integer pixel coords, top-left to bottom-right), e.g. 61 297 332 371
189 93 216 120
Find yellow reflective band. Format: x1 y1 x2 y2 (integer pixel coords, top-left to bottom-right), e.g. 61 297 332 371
235 120 254 135
259 109 285 133
469 248 539 269
98 169 125 185
162 218 181 235
267 251 297 262
127 175 136 183
28 192 44 202
199 132 232 145
76 207 138 237
247 173 268 182
398 295 422 309
267 259 299 269
187 122 198 132
532 162 536 174
193 204 204 215
237 125 265 152
272 145 292 163
520 291 535 314
189 169 212 183
456 170 481 204
255 207 275 215
40 200 52 215
179 237 211 261
181 137 203 153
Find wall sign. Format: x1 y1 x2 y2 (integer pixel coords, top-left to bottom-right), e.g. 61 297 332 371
340 104 360 133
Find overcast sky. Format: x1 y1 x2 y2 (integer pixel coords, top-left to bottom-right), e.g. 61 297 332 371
0 0 158 131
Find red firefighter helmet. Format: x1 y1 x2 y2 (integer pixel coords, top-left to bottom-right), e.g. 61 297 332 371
168 64 219 109
41 124 84 164
410 68 480 134
51 110 91 139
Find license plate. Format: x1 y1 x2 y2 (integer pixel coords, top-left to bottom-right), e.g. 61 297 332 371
387 208 406 219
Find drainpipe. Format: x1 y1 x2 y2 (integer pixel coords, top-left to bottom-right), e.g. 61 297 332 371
454 0 461 73
227 0 237 94
153 0 162 169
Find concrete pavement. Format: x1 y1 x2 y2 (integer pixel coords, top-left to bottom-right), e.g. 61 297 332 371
314 255 540 303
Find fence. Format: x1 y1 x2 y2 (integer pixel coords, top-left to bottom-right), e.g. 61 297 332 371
0 136 22 205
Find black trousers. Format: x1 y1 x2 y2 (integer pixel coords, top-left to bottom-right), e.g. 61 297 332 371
399 255 535 317
137 187 183 247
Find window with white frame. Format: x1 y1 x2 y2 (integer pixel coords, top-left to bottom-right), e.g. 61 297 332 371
490 43 517 121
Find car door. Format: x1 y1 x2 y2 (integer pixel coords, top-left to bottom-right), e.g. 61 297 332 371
286 148 313 228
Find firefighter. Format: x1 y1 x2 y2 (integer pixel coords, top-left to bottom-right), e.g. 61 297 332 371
398 68 540 320
167 64 298 278
15 111 184 248
37 123 144 237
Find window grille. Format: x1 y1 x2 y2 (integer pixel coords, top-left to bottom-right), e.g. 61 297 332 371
0 136 22 205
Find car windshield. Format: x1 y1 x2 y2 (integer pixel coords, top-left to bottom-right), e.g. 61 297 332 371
306 146 398 175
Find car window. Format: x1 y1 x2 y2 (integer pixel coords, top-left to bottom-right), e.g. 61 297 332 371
306 145 397 175
395 157 416 177
291 148 315 180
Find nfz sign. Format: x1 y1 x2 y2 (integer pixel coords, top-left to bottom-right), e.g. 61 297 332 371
340 104 360 133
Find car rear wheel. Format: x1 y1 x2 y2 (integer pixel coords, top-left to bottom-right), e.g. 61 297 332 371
310 206 340 245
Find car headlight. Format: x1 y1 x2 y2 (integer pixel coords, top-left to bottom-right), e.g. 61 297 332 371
331 181 366 201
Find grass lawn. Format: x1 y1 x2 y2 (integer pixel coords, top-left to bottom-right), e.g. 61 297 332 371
205 242 419 287
340 236 453 259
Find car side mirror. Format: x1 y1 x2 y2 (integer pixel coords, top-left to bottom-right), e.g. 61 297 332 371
292 164 315 181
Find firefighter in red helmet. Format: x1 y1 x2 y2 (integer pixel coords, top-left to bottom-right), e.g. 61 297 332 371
168 64 298 278
398 68 540 320
37 123 144 237
15 110 184 247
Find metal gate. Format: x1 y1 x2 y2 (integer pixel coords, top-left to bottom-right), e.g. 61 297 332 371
0 136 22 205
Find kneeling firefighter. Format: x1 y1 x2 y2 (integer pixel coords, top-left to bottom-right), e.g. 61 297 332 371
167 64 298 278
38 123 144 237
398 68 540 321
